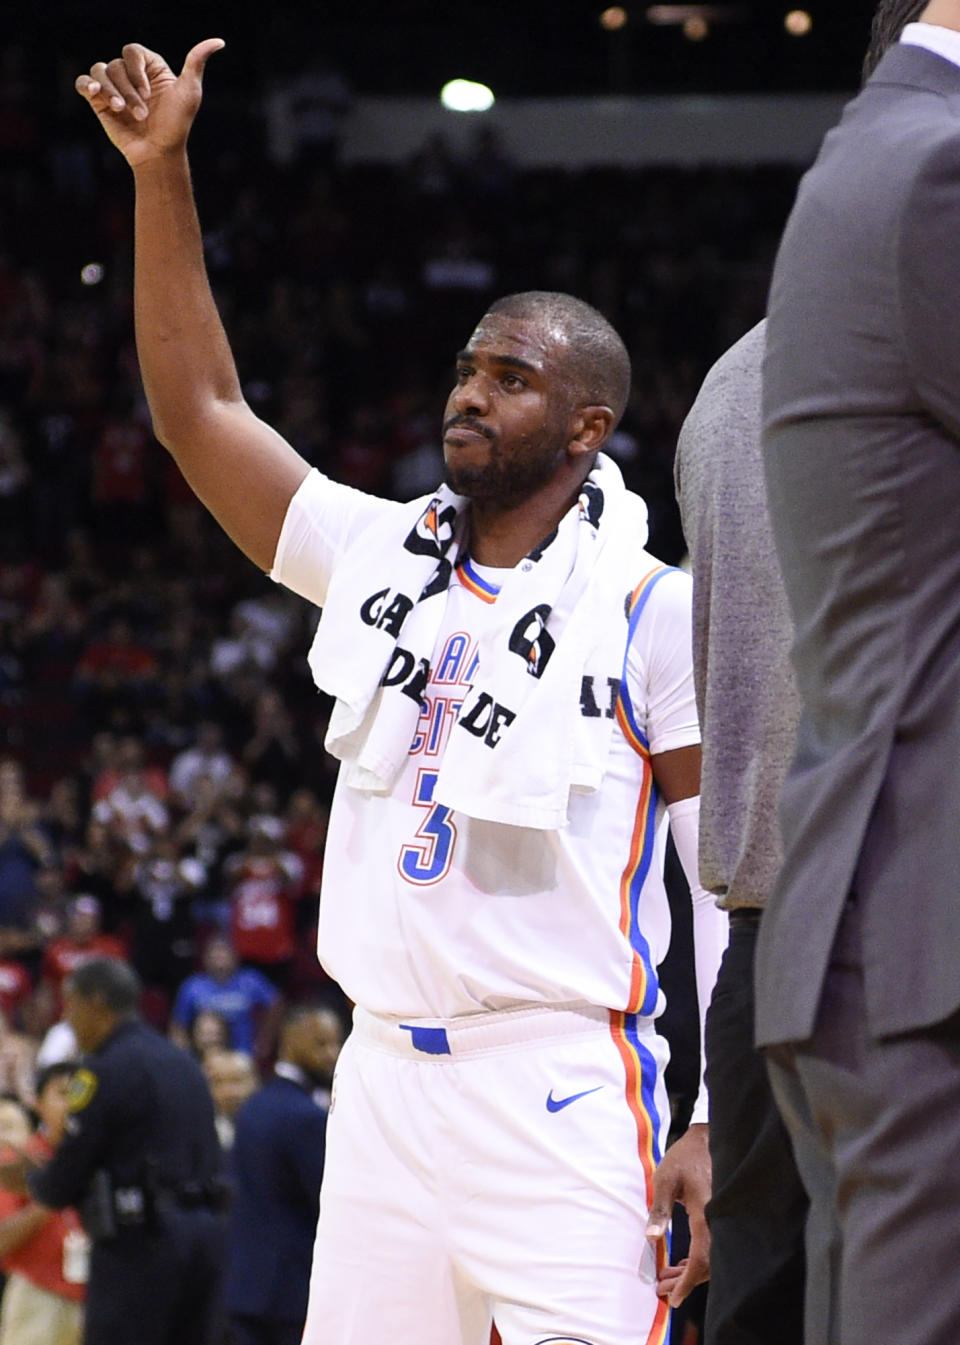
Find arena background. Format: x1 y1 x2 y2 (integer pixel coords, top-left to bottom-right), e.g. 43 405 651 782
13 2 878 94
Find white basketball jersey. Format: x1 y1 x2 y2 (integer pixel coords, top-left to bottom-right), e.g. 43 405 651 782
272 470 698 1020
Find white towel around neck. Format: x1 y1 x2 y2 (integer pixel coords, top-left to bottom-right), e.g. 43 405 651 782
307 453 649 829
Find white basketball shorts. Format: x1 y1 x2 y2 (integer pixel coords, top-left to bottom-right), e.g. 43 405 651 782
302 1002 673 1345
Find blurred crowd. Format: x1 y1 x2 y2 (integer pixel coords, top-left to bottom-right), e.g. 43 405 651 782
0 37 802 1116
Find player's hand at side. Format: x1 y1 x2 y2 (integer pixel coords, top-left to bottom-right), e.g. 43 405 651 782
74 40 224 168
645 1121 711 1307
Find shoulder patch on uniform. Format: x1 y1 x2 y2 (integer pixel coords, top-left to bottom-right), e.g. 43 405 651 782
66 1069 98 1113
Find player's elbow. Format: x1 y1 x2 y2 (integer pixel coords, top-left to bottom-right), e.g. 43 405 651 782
149 394 246 461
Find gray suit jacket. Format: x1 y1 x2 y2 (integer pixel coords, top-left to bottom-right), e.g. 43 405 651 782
758 42 960 1046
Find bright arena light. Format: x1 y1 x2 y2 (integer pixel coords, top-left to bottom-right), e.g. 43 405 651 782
600 6 629 31
683 15 709 40
785 9 812 36
440 79 495 112
80 263 104 286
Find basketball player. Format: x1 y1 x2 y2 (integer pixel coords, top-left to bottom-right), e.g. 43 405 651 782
73 41 728 1345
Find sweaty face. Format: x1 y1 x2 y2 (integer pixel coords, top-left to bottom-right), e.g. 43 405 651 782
442 314 576 508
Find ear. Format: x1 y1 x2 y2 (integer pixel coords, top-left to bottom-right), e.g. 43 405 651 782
568 405 615 458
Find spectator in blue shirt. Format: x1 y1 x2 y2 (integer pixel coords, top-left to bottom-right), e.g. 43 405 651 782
169 934 281 1062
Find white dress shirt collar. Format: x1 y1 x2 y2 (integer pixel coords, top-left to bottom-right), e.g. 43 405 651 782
901 22 960 72
274 1060 310 1090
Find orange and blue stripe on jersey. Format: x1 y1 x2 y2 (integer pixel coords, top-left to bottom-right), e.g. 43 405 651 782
616 566 673 1018
610 1008 672 1345
456 556 500 604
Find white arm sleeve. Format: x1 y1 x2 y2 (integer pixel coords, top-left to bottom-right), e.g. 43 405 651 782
624 566 700 756
269 469 405 608
667 793 729 1126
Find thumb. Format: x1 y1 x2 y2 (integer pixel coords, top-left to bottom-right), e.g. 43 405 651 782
645 1166 678 1241
180 38 226 82
645 1211 669 1240
645 1197 672 1241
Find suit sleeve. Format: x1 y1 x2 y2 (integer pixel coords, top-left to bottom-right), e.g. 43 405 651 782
280 1104 328 1209
900 132 960 444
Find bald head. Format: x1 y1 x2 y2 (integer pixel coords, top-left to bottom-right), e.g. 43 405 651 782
485 292 631 428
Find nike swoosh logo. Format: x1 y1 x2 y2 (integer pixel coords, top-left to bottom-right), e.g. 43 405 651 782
546 1086 604 1113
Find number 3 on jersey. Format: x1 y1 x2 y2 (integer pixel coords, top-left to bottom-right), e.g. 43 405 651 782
398 768 458 885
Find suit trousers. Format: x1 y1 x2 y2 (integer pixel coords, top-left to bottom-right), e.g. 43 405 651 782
703 913 807 1345
766 895 960 1345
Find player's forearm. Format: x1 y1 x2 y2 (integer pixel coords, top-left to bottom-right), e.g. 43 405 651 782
132 151 243 451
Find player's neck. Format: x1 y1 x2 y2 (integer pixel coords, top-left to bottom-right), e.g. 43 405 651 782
921 2 960 35
468 505 558 567
466 478 584 568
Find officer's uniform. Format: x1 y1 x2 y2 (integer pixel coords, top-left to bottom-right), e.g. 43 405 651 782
29 1018 227 1345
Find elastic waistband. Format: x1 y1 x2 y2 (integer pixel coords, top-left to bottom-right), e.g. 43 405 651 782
352 1002 620 1060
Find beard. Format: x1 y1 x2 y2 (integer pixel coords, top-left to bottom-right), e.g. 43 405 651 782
443 437 564 509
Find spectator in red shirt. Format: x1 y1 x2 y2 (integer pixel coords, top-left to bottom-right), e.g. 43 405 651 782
38 896 125 1028
0 962 32 1029
0 1061 86 1345
283 789 326 901
73 620 161 732
74 620 159 690
224 821 304 990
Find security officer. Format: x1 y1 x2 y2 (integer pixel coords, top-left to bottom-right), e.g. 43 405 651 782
26 958 227 1345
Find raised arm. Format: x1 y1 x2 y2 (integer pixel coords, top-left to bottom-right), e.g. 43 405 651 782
76 41 310 571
